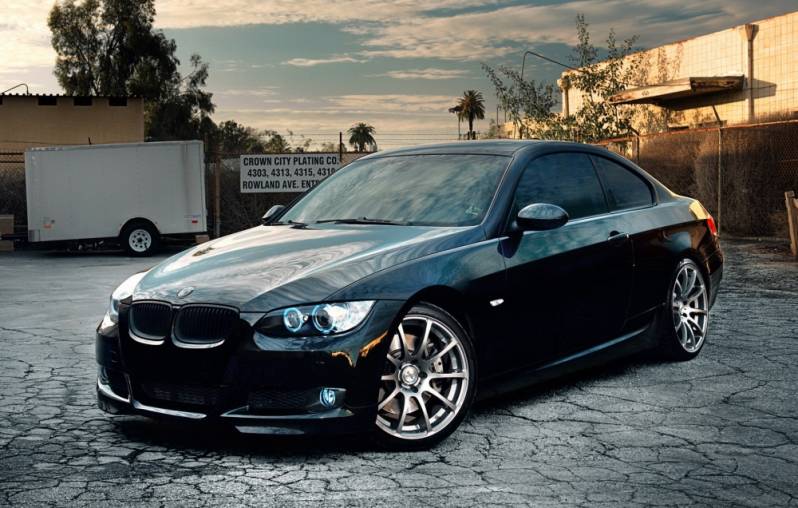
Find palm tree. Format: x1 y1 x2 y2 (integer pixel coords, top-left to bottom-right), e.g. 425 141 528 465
348 123 377 152
448 104 463 139
452 90 485 140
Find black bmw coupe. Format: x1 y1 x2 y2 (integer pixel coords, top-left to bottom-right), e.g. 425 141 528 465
96 140 723 448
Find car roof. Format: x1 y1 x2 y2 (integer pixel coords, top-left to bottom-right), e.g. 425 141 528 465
365 140 601 157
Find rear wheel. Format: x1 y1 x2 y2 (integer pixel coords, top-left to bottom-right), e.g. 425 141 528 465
373 303 476 449
121 221 160 257
659 258 709 360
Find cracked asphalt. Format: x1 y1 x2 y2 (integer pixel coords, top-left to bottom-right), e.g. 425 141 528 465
1 239 797 507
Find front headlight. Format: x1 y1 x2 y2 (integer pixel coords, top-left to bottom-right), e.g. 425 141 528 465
256 301 375 337
104 272 147 325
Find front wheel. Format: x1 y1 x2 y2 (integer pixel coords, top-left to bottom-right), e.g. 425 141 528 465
659 258 710 361
373 303 476 449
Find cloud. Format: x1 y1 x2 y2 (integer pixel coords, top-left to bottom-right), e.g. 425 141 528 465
154 0 486 28
356 0 791 61
370 68 471 80
213 106 460 148
0 2 57 91
282 56 367 67
216 87 279 97
323 94 458 114
5 0 795 88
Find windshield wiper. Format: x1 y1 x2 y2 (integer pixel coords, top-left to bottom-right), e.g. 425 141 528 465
314 217 410 226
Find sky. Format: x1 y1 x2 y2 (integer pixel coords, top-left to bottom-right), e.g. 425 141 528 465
2 1 797 149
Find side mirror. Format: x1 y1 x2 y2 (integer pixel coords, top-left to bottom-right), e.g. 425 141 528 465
261 205 285 225
516 203 569 231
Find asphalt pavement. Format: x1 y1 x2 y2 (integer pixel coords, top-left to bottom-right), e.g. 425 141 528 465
0 240 796 506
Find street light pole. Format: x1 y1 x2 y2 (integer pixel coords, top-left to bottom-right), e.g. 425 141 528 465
520 50 577 80
1 83 29 94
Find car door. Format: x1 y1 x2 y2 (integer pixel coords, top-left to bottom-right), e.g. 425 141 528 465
589 154 659 320
498 152 634 369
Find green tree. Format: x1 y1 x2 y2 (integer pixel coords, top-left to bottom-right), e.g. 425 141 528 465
348 123 377 152
452 90 486 140
558 14 641 142
319 141 339 153
215 120 268 154
144 54 215 142
482 15 641 142
482 64 557 139
49 0 178 99
448 104 464 139
48 0 214 141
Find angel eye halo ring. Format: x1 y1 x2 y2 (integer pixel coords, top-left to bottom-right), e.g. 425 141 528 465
260 301 375 336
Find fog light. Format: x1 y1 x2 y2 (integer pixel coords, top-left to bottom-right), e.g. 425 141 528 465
319 388 337 408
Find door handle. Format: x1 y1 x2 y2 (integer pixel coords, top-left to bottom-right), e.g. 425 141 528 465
607 231 629 244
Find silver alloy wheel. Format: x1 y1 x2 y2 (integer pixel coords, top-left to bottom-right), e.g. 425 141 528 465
672 262 709 353
128 228 152 253
376 314 470 440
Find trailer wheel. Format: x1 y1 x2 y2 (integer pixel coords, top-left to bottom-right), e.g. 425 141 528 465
121 222 160 256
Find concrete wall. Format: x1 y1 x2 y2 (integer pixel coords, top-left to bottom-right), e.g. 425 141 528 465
562 10 798 131
0 96 144 151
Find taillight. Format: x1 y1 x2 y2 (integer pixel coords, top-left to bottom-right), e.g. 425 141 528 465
706 214 718 236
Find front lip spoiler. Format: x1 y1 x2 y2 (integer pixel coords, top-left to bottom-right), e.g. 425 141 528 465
132 400 207 420
97 377 207 420
96 377 369 435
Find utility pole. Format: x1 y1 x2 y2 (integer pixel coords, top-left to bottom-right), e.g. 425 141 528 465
214 145 221 238
339 131 343 162
496 104 500 138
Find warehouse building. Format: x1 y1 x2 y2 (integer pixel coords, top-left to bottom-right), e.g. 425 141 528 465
560 10 798 131
0 94 144 151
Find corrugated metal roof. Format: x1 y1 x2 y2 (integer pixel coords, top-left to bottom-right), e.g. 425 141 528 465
0 93 142 98
608 76 744 105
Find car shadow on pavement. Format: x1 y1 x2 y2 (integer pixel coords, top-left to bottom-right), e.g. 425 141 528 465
472 351 660 414
109 352 660 456
39 245 187 258
112 418 376 456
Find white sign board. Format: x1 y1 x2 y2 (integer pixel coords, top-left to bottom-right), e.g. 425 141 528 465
240 153 341 193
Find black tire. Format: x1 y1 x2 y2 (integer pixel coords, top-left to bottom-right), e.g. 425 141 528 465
658 258 710 361
372 302 477 450
120 221 160 257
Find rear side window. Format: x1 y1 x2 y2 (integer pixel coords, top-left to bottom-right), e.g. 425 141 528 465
591 156 653 210
515 153 608 219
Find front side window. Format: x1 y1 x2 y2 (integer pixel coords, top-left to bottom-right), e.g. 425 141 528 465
514 153 608 220
591 156 653 210
280 154 509 227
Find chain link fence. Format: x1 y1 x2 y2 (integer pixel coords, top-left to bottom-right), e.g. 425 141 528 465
5 123 798 240
206 151 372 236
0 152 25 234
597 120 798 238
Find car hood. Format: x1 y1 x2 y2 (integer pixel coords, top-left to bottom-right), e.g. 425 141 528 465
134 223 478 311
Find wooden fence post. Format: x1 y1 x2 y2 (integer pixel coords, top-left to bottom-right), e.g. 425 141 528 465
716 127 723 237
785 191 798 258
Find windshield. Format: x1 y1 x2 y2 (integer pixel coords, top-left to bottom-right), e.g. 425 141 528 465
279 154 509 227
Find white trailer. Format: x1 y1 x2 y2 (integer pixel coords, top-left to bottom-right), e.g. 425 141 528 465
25 140 207 256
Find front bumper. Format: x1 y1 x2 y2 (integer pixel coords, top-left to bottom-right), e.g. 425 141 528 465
96 300 404 435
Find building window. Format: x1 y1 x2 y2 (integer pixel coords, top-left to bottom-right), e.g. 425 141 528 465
109 97 128 107
38 96 57 106
73 96 92 106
